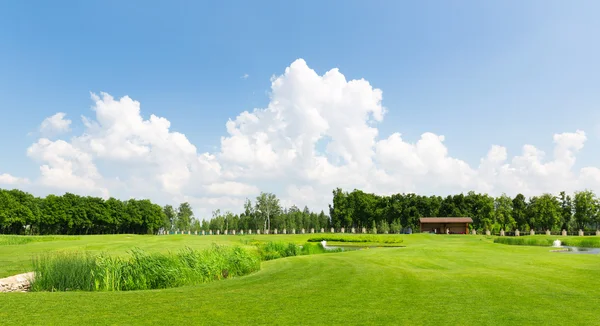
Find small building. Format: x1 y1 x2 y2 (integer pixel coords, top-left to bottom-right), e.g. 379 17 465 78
419 217 472 234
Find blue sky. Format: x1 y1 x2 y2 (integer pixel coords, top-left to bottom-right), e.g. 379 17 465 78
1 1 600 214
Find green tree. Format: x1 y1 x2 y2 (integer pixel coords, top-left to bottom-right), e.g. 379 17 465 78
495 194 515 231
512 194 528 230
573 190 597 230
176 202 194 231
558 191 573 231
535 194 561 231
255 192 281 232
163 205 176 231
390 219 402 234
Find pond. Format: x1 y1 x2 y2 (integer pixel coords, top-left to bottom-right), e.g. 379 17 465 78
556 246 600 254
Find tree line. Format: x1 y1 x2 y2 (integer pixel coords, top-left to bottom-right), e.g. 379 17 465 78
2 187 600 235
329 188 600 232
0 189 165 235
0 189 329 235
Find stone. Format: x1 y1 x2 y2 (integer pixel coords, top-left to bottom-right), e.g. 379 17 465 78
265 229 269 235
562 229 567 236
232 230 236 235
330 227 335 233
274 229 278 234
194 231 197 235
341 227 345 233
485 230 491 236
471 229 476 235
530 229 534 236
301 228 305 234
579 229 584 236
515 230 520 236
257 229 261 235
224 230 228 235
446 228 449 235
202 231 205 235
311 228 314 233
596 230 600 236
209 230 213 235
320 228 325 233
217 230 220 235
0 272 34 293
248 230 252 235
546 230 551 236
500 229 505 236
362 227 366 234
283 229 287 234
292 229 296 234
240 230 243 235
188 231 191 235
351 227 356 234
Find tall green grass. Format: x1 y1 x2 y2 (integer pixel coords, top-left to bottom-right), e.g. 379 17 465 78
31 244 260 292
493 237 553 246
0 235 80 246
494 236 600 248
256 241 340 261
307 234 404 244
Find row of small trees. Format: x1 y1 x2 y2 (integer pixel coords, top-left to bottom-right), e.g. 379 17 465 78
329 189 600 232
165 193 330 233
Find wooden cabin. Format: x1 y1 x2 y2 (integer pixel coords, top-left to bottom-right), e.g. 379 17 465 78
419 217 472 234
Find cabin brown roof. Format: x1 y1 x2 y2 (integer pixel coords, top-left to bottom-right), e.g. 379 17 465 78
419 217 473 223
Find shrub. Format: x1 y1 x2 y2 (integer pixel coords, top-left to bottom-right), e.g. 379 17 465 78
255 241 342 261
0 235 80 246
306 235 403 244
494 236 600 248
493 237 553 247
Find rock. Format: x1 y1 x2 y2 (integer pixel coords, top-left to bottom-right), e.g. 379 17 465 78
0 272 34 293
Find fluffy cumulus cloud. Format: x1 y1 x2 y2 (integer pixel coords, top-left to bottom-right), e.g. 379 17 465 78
11 58 600 217
0 173 29 186
39 112 71 137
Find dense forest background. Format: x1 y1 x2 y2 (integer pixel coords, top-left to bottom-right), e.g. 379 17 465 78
1 187 599 235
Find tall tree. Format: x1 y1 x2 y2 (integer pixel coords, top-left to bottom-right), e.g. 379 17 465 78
495 194 515 231
573 190 597 230
535 193 561 231
163 205 177 231
255 192 280 232
512 194 528 230
176 202 194 231
558 191 573 231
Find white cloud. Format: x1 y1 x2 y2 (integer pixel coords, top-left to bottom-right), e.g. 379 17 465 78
39 112 71 137
0 173 30 186
205 181 259 196
9 58 600 217
241 74 249 79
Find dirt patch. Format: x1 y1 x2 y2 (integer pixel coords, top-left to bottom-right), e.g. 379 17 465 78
0 272 34 293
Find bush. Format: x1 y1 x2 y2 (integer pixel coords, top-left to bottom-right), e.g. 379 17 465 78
493 237 553 247
306 235 403 244
0 235 80 246
494 236 600 248
31 244 260 292
255 241 341 261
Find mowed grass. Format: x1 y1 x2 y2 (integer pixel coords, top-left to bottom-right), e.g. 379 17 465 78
1 234 599 325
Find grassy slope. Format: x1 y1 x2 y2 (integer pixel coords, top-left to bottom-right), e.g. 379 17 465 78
1 234 599 325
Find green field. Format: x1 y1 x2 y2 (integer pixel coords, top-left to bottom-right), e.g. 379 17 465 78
1 234 599 325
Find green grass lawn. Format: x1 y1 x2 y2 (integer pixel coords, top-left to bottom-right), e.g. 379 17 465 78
1 234 599 325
